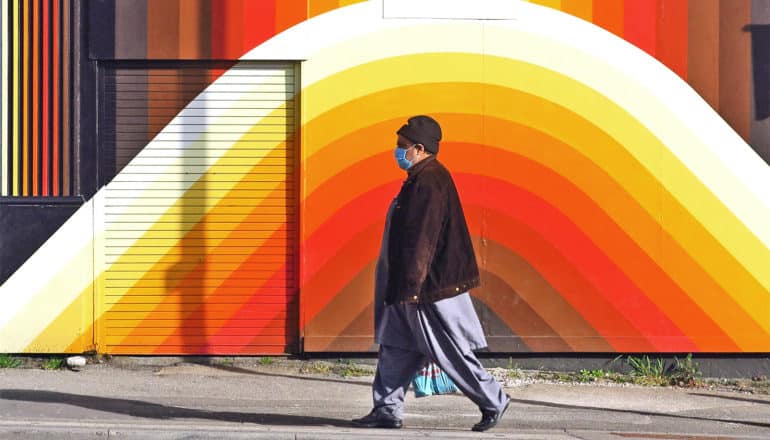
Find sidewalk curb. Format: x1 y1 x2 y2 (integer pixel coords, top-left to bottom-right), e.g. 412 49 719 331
0 419 579 439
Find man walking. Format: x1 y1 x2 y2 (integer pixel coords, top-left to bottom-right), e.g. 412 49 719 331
351 115 511 432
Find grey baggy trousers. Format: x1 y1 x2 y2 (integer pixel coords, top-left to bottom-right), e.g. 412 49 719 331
372 301 508 419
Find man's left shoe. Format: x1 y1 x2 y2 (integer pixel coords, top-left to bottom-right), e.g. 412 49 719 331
351 410 403 429
471 394 511 432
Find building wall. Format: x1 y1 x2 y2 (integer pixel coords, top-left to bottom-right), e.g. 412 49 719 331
1 0 769 354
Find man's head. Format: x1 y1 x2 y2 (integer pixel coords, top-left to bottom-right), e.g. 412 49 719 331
397 115 442 154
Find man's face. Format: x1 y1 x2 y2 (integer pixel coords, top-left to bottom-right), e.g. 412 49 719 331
397 134 422 163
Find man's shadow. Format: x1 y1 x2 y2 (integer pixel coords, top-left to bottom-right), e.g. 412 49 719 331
0 389 350 427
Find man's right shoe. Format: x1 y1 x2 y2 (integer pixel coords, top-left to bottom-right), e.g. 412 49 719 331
351 410 403 429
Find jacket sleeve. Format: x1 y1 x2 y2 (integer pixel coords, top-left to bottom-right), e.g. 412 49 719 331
399 177 446 298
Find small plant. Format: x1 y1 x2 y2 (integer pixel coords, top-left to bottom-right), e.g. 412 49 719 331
0 354 22 368
668 354 701 387
334 359 374 378
258 357 274 366
41 357 66 370
216 357 234 367
626 355 667 386
506 357 523 379
299 361 333 375
577 369 606 383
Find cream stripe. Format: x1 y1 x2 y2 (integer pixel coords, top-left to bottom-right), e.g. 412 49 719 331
1 0 8 195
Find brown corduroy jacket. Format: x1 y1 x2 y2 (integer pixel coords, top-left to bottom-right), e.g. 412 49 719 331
384 156 480 305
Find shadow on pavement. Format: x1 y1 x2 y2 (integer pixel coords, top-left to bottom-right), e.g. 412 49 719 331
196 363 372 387
0 389 351 427
688 392 770 406
509 397 770 430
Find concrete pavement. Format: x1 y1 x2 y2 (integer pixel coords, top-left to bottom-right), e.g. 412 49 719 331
0 359 769 439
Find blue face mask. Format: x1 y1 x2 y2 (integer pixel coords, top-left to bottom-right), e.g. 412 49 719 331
394 146 414 170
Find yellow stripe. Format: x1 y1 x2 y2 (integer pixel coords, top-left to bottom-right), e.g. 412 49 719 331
300 53 770 336
11 0 18 195
1 0 8 195
528 0 562 9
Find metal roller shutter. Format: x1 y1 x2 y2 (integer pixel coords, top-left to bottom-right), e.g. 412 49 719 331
100 62 298 355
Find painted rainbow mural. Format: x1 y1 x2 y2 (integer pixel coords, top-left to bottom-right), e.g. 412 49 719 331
1 0 769 354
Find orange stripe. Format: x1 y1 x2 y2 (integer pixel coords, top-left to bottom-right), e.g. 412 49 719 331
591 0 624 37
275 0 306 33
561 0 592 22
308 0 339 18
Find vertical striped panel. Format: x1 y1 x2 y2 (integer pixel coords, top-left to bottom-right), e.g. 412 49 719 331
656 0 688 79
593 0 624 37
687 0 719 111
624 0 657 56
719 0 751 142
1 0 7 195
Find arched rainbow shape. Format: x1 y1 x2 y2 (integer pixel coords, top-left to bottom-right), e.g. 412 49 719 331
1 0 768 354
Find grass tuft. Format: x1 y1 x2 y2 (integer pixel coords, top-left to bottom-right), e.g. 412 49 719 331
0 354 22 369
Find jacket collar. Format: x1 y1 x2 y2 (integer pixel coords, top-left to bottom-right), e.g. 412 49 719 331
406 155 437 179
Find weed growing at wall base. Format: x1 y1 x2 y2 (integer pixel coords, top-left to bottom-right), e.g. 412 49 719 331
0 354 22 368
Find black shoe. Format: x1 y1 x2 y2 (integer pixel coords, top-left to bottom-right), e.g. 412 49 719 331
351 410 403 429
472 394 511 432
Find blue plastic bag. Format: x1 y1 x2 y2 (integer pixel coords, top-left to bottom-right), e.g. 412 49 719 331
412 362 459 397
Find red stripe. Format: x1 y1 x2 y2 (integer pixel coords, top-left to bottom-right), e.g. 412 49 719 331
624 0 657 56
52 0 60 195
656 0 688 79
32 0 40 195
42 0 50 195
242 0 276 54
